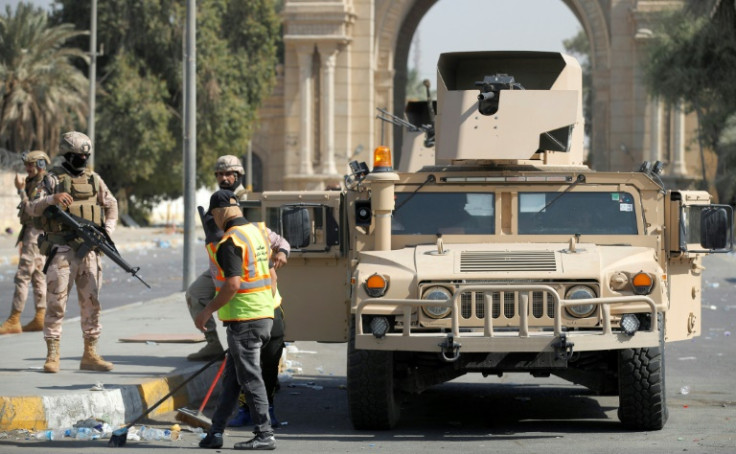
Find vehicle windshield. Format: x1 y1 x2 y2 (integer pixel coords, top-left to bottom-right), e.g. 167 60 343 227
392 192 495 234
518 192 638 235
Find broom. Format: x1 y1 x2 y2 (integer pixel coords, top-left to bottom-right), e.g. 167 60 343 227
108 350 227 447
175 355 227 429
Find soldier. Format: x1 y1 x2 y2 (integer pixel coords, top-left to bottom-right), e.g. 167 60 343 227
0 151 51 334
186 155 289 361
25 131 118 373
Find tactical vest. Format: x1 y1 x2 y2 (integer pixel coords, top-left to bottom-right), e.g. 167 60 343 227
18 172 49 228
41 166 104 245
212 222 274 322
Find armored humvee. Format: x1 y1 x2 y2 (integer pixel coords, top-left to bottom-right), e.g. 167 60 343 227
248 51 734 431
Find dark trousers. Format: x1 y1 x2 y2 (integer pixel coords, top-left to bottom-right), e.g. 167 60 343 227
238 306 285 407
263 306 285 404
210 318 273 434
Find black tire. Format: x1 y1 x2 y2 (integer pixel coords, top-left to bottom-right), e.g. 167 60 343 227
347 319 400 430
617 314 668 430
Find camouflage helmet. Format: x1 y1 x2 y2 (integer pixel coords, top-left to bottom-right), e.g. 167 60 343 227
60 131 92 155
214 155 244 175
22 150 51 169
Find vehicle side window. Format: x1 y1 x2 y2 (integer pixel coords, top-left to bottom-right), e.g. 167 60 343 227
518 192 638 235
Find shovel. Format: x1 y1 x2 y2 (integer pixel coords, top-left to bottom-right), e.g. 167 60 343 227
108 350 227 447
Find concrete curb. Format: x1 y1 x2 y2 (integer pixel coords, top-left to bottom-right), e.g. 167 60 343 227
0 360 221 431
0 291 221 432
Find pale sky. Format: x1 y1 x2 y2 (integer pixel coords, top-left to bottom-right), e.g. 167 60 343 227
410 0 582 82
4 0 582 83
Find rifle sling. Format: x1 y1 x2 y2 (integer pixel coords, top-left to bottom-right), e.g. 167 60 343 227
43 247 58 274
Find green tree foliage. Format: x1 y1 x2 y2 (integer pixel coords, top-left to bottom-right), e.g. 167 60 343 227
0 2 88 153
405 67 428 101
95 55 177 208
643 0 736 202
52 0 281 219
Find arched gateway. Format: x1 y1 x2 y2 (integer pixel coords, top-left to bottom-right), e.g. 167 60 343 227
252 0 696 191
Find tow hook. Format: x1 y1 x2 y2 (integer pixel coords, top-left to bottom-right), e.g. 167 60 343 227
552 333 574 360
438 334 461 362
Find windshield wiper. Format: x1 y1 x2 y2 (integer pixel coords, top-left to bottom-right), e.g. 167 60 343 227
394 174 436 211
535 174 586 215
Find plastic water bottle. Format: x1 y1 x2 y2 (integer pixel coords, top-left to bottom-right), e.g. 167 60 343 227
140 426 164 441
35 430 54 440
35 429 66 440
75 427 94 440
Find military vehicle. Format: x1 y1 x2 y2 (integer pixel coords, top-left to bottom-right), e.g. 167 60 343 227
248 51 734 431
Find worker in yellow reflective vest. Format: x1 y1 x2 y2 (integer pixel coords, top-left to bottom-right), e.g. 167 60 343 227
195 189 276 451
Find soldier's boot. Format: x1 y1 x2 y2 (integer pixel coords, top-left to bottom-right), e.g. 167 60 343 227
187 331 224 361
80 338 114 372
44 338 60 373
22 309 45 332
0 310 22 335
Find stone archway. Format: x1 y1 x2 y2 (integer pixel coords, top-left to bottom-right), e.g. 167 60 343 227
258 0 692 191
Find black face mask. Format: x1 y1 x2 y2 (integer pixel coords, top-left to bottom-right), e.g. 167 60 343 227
65 152 90 170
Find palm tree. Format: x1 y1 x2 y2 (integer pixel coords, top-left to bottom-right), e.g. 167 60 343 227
0 2 88 155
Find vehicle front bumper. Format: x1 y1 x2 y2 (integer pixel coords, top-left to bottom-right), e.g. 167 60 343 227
355 284 660 357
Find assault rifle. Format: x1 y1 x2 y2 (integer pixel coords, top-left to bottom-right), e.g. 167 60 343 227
43 205 151 288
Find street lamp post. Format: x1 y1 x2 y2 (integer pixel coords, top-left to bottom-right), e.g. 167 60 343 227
182 0 197 289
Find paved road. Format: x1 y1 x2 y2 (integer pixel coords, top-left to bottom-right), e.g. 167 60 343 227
1 254 734 453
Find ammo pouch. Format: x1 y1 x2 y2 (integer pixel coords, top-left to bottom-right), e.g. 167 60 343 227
45 231 86 253
37 233 52 256
67 203 103 226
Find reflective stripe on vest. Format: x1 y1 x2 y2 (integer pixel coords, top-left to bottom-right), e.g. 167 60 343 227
214 223 273 322
206 242 219 281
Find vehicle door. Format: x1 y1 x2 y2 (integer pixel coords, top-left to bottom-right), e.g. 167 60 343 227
259 191 348 342
665 190 733 341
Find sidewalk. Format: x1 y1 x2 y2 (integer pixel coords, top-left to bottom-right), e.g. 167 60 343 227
0 293 226 432
0 226 222 432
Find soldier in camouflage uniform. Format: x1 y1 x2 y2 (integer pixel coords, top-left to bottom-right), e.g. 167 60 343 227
25 131 118 373
186 155 290 361
0 151 51 334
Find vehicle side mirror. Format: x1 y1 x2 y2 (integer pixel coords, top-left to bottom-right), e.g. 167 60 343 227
700 206 733 250
282 207 311 248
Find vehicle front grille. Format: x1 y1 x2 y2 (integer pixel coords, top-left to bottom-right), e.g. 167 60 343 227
460 251 557 272
460 289 556 324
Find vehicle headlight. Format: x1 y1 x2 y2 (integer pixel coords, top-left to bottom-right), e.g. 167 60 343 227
565 285 597 318
364 273 389 297
421 286 452 319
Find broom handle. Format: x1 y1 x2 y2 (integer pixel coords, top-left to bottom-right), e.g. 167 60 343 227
125 349 228 429
199 356 227 412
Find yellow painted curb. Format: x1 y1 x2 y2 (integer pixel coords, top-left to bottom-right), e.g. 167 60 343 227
0 396 45 430
137 375 189 417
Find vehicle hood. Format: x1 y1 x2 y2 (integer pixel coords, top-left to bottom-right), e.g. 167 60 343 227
406 242 656 281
